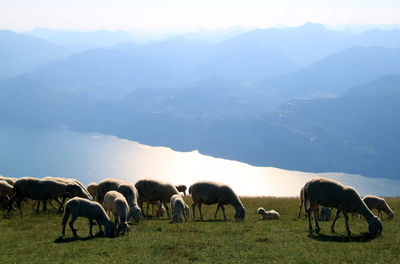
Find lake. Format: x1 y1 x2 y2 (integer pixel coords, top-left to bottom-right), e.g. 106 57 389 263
1 125 399 197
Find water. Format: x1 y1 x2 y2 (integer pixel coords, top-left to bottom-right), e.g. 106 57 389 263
1 125 399 197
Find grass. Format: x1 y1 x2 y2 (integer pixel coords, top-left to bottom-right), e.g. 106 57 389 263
0 197 399 264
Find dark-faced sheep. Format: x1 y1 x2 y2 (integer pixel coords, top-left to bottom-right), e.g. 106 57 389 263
61 197 115 238
304 177 382 237
135 179 179 219
176 185 187 195
189 181 246 220
363 195 394 220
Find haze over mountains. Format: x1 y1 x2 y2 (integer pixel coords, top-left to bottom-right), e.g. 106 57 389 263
1 22 400 179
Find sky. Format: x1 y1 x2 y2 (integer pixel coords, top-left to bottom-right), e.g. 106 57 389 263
1 0 400 32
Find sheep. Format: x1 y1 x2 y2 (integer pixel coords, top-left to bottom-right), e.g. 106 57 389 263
257 207 280 220
304 177 382 237
8 177 73 214
135 179 180 219
97 178 142 223
0 176 17 186
319 207 332 221
176 185 187 195
189 181 246 220
43 177 93 200
103 191 129 235
87 182 98 200
61 197 115 237
170 194 190 222
363 195 395 220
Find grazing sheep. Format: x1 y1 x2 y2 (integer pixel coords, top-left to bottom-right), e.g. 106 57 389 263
97 178 142 223
0 176 17 186
61 197 115 237
319 207 332 221
170 194 190 222
135 179 179 219
43 177 93 200
8 177 78 214
87 182 98 200
363 195 395 220
257 207 280 220
304 177 382 237
189 181 246 220
176 185 187 195
103 191 129 235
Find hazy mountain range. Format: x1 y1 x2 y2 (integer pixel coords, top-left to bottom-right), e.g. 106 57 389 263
1 22 400 179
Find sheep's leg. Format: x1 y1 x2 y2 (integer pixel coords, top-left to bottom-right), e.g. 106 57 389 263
198 203 204 220
330 209 341 233
146 202 150 216
42 199 47 212
96 219 103 234
69 214 78 237
89 219 95 237
378 210 382 219
214 204 221 220
192 202 197 220
221 205 227 220
306 202 314 233
162 202 170 218
343 211 351 236
298 199 303 218
312 205 320 233
36 200 41 212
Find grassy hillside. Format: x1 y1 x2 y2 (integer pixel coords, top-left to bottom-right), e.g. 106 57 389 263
1 197 399 263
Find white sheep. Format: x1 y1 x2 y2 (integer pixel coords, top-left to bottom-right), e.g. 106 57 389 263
170 194 190 222
97 178 142 223
135 179 180 219
363 195 395 220
318 207 332 221
189 181 246 220
304 177 382 237
61 197 115 237
103 191 129 235
257 207 280 220
87 182 98 200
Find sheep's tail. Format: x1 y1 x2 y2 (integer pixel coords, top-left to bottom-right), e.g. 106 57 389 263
61 204 71 226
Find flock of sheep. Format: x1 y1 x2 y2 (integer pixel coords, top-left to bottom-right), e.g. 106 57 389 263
0 175 395 238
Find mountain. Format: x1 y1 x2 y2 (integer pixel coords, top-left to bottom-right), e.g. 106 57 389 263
0 30 71 80
189 43 299 83
255 46 400 106
219 22 400 66
25 28 140 51
346 74 400 97
2 48 179 100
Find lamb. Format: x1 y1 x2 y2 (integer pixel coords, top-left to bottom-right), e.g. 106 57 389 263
304 177 382 237
319 207 332 221
170 194 190 222
257 207 280 220
103 191 129 235
8 177 79 214
363 195 395 220
97 178 142 223
135 179 180 219
61 197 115 237
176 185 187 195
87 182 98 200
189 181 246 220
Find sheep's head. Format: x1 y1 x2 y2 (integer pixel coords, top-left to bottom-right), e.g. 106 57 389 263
257 207 267 216
368 216 383 237
118 222 129 236
129 207 142 223
234 206 246 220
387 212 395 220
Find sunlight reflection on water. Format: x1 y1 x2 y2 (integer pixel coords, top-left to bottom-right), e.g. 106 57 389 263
0 126 399 197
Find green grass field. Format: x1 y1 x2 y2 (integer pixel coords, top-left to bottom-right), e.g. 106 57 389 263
0 197 399 264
